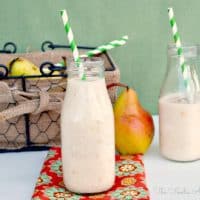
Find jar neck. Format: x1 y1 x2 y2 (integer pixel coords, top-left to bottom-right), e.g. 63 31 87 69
68 57 104 80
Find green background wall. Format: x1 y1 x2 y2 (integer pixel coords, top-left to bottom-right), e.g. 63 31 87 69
0 0 200 114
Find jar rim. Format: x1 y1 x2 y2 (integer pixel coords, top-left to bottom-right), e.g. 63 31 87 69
167 43 200 58
69 57 104 68
67 57 104 79
167 43 200 49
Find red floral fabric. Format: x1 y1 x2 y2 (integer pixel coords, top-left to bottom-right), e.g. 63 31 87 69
32 147 150 200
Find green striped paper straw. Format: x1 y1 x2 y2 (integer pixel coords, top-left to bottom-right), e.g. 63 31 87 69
55 35 128 67
60 9 85 78
80 35 128 58
168 7 194 101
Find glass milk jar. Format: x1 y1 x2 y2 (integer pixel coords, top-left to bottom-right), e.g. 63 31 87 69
61 58 115 193
159 44 200 161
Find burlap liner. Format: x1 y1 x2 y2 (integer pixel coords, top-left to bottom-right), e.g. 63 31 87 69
0 82 63 121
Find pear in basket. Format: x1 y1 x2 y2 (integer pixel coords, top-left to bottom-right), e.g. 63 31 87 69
8 57 61 78
8 57 41 76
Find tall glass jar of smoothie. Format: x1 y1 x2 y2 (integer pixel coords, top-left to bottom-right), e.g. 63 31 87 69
61 57 115 193
159 44 200 161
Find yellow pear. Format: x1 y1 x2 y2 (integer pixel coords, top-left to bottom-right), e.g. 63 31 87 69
8 57 61 79
108 83 154 155
42 68 60 75
8 57 41 76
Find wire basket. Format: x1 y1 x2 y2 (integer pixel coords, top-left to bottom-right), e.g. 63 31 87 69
0 42 120 152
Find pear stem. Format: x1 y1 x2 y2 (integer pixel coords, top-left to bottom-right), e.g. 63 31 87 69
8 57 20 74
62 56 67 67
107 82 129 90
61 56 67 74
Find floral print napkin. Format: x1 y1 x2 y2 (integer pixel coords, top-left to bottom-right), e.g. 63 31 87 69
32 147 150 200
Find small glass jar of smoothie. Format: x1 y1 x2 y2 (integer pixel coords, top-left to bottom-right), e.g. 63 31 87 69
159 44 200 161
61 57 115 193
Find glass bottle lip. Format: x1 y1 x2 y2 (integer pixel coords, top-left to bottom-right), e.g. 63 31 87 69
68 57 104 69
67 57 104 79
167 43 200 58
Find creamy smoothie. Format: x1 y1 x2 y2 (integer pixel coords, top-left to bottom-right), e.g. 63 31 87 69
159 93 200 161
61 77 115 193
